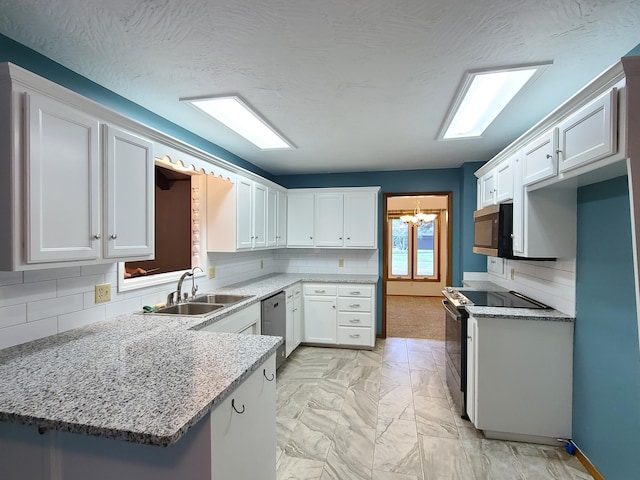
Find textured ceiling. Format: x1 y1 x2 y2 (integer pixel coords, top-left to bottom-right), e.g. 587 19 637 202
1 0 639 175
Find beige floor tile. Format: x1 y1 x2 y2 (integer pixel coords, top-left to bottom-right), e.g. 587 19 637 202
371 470 420 480
378 384 414 420
414 395 459 439
373 417 422 477
380 361 412 386
320 424 375 480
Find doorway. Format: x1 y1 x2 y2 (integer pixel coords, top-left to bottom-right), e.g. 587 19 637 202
382 193 452 339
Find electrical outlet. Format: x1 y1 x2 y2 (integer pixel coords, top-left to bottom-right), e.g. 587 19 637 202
510 268 515 280
208 266 215 279
95 283 111 303
260 259 264 269
338 258 345 267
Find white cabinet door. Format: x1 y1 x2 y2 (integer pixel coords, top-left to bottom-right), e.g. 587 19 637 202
557 88 617 173
303 296 337 344
287 193 315 246
480 169 496 207
315 193 344 247
236 178 253 250
522 129 558 186
211 354 276 480
276 190 287 246
266 187 277 248
252 182 267 248
511 153 524 255
25 91 101 263
495 157 514 203
344 191 377 248
292 286 302 350
466 316 478 424
285 288 295 357
103 125 154 259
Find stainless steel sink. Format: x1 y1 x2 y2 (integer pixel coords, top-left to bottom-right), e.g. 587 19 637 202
190 294 252 305
154 303 225 316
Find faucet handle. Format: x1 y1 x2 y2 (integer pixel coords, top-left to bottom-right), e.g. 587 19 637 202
191 283 199 298
166 291 177 306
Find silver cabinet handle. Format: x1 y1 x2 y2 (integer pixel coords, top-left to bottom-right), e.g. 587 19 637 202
556 149 563 154
339 237 342 240
93 234 101 240
315 289 326 293
350 291 361 295
349 319 361 323
347 237 351 240
546 154 553 159
350 304 361 308
110 234 117 240
349 334 361 338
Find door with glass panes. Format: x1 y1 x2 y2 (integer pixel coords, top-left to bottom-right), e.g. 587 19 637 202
388 217 439 281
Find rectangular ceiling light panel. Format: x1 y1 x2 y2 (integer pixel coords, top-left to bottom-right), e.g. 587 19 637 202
183 96 294 150
439 62 552 140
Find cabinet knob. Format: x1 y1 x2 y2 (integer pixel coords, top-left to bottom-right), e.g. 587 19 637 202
309 236 313 239
556 149 563 155
510 234 514 238
93 234 101 240
110 234 117 240
546 154 553 159
347 237 351 240
339 237 342 240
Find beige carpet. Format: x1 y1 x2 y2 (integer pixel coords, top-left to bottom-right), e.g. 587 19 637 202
386 295 445 340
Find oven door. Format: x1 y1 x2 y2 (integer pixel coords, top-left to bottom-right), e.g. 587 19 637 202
443 299 467 418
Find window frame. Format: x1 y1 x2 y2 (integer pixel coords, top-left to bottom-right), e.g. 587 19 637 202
387 212 440 282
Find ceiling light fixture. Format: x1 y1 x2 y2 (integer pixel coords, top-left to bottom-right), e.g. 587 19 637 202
438 62 552 140
400 200 437 226
181 95 294 150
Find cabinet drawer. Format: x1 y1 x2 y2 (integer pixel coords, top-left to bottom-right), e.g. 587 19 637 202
337 297 372 312
336 285 373 298
338 311 373 327
303 284 337 296
337 326 372 347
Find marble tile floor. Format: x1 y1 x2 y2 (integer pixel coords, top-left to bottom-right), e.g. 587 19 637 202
275 337 592 480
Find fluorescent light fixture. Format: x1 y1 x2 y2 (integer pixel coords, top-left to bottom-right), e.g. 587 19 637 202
438 62 552 140
181 95 294 150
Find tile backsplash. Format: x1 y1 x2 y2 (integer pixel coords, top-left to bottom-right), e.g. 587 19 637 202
469 257 576 315
0 248 379 350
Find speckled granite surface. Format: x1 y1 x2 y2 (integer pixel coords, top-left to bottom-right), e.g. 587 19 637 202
465 305 574 322
0 273 377 446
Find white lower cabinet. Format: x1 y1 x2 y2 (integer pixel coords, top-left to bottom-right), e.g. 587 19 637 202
467 315 573 444
0 354 277 480
210 354 276 480
198 303 261 334
285 283 303 356
303 283 375 348
303 285 337 344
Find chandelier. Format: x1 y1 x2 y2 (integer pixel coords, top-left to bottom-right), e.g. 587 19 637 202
400 200 437 226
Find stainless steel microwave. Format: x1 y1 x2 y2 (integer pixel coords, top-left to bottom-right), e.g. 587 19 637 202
472 204 513 257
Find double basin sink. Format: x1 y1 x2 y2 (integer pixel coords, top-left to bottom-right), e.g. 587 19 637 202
152 294 253 316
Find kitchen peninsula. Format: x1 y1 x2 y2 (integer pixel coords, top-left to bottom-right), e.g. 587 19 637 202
0 273 378 480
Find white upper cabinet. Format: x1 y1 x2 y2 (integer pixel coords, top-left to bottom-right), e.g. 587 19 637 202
344 190 377 248
276 190 287 246
208 174 284 252
25 91 102 263
478 156 514 208
287 187 379 249
266 187 277 247
522 129 558 186
0 68 156 270
479 169 496 208
287 192 315 247
103 125 154 258
235 177 253 250
252 182 267 249
315 193 344 247
557 88 617 173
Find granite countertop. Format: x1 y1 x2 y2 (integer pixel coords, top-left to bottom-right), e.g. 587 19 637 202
465 305 575 322
0 273 377 447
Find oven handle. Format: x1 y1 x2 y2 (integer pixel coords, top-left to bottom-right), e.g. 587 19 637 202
442 299 462 321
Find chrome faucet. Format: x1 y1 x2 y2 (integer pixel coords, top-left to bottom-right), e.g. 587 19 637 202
191 266 203 298
175 270 194 304
167 267 204 306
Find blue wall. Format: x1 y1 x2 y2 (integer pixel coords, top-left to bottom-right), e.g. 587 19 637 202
0 34 274 181
574 175 640 479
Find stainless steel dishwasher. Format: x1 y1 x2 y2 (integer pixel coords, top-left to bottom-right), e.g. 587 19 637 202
261 291 286 369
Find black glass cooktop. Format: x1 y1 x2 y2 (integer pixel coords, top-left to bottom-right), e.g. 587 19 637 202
459 290 550 309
